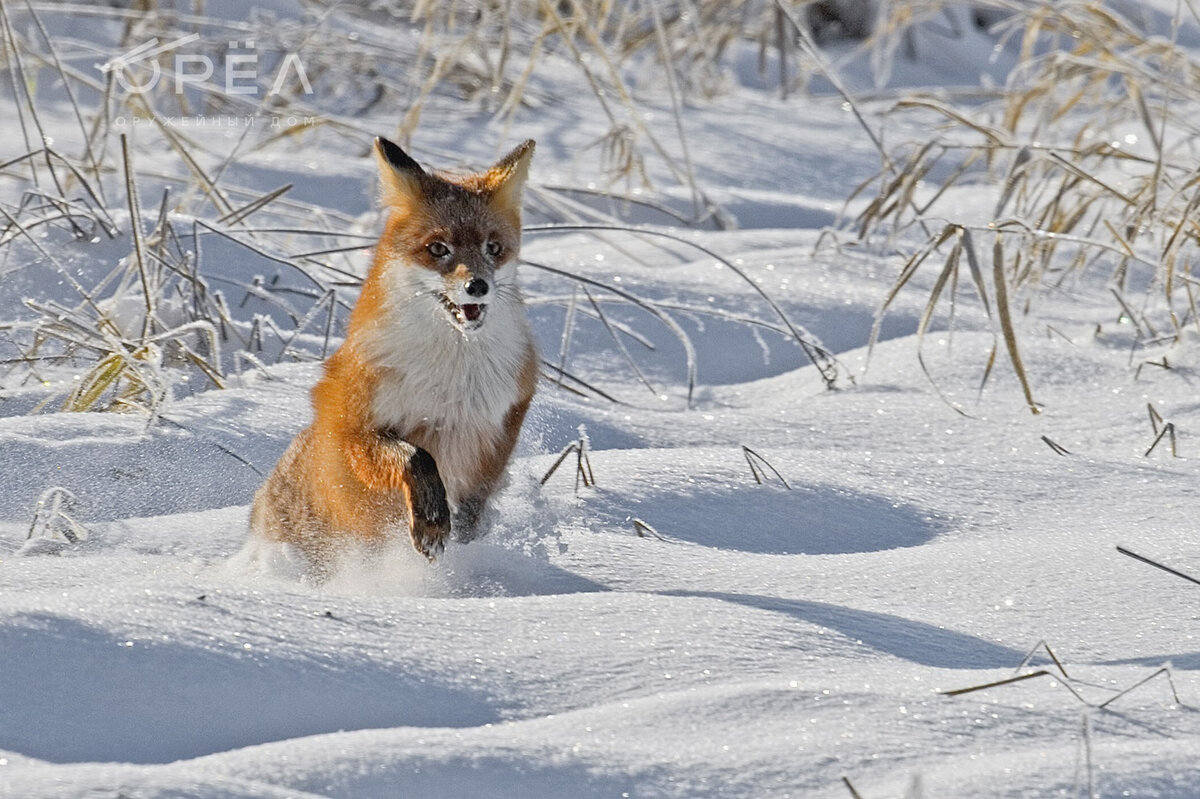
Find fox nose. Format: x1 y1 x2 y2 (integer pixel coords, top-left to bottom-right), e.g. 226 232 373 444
465 278 489 298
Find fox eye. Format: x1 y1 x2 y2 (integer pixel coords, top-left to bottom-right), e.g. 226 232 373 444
426 241 451 259
485 240 503 259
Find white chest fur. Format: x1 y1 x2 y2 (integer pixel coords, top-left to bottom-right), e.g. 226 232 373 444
361 265 533 502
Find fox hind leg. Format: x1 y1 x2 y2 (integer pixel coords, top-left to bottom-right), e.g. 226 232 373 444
451 492 488 543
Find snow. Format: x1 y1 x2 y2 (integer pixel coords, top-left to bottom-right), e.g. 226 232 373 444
3 2 1200 797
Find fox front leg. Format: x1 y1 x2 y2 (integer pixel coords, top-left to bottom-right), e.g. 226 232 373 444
379 429 451 560
404 446 452 560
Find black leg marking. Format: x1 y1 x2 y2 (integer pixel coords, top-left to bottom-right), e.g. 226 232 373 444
452 493 487 543
407 447 449 527
378 428 450 560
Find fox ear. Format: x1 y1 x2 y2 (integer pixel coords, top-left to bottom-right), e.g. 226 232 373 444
483 139 535 218
374 137 425 210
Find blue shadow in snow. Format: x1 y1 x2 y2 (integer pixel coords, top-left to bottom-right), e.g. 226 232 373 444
606 482 945 556
664 590 1024 670
1100 652 1200 671
0 613 500 764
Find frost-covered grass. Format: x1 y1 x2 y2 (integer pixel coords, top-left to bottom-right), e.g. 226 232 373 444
3 1 1200 797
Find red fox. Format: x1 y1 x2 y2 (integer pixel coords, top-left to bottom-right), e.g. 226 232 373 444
249 137 539 573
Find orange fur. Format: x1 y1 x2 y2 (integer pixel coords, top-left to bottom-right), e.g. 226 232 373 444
249 138 539 573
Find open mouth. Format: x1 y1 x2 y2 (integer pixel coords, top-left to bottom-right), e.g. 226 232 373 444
439 294 487 330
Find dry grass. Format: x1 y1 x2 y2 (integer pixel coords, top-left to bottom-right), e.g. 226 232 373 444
855 1 1200 409
24 486 89 552
0 1 380 416
355 0 823 218
742 444 792 489
540 426 597 492
9 1 1192 418
1117 545 1200 587
943 638 1183 709
1 0 846 416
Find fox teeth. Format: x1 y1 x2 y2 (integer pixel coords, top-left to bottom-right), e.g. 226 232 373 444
439 294 487 329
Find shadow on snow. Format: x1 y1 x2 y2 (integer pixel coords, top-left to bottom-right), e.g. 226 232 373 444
664 590 1024 670
595 482 945 555
0 613 499 765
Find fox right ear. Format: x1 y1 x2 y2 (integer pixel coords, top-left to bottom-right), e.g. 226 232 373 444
374 137 425 210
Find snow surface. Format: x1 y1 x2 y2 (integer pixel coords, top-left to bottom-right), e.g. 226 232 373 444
3 3 1200 798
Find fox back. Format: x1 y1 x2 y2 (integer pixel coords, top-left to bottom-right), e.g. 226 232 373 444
249 137 539 573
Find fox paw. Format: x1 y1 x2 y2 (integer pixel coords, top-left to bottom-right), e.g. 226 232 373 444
410 514 450 561
409 481 450 561
404 446 451 561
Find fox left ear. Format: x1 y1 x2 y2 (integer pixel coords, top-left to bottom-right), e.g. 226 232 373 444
374 136 426 211
483 140 535 218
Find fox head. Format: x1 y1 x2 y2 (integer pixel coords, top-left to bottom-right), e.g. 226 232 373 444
372 137 534 333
